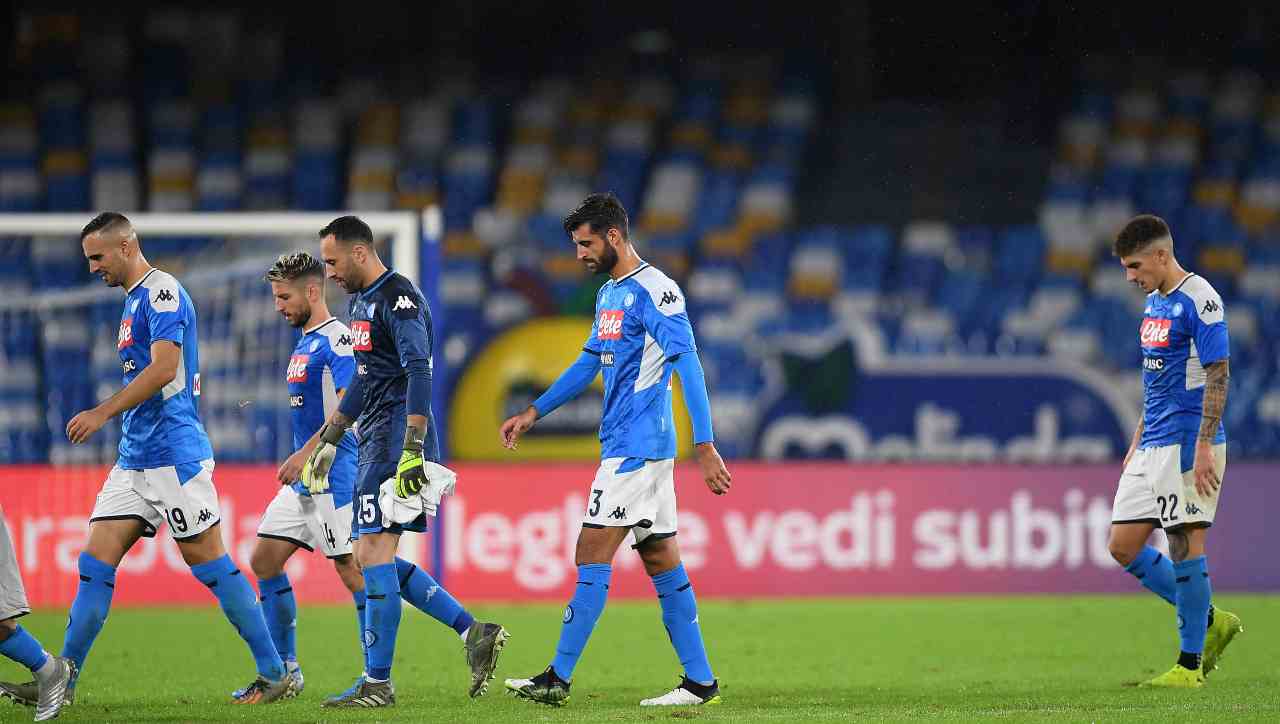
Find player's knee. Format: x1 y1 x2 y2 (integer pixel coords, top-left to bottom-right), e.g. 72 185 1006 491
0 619 16 638
249 547 281 580
1107 538 1138 567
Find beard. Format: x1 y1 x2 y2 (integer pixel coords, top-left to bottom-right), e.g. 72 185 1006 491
290 307 312 329
591 244 619 275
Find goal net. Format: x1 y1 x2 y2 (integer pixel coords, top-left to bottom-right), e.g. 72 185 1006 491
0 211 438 467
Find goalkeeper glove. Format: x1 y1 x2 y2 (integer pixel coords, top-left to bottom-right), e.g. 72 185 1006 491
302 423 346 494
395 425 428 497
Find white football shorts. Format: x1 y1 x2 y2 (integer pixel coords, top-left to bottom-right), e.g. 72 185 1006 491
0 506 30 620
257 486 354 558
1112 442 1226 529
89 460 221 540
582 457 677 549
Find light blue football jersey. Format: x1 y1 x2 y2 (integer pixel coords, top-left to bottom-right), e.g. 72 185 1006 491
286 317 357 506
583 262 697 460
116 268 213 470
1138 273 1229 462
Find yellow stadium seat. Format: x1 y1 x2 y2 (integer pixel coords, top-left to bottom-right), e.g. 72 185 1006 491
669 122 711 150
42 149 86 175
149 176 195 194
700 229 752 259
1193 180 1236 207
640 210 689 234
350 169 394 190
1234 203 1279 234
396 190 439 210
710 144 752 170
248 126 288 148
559 146 597 175
514 126 554 145
443 231 487 259
1198 246 1246 275
1046 249 1093 277
789 274 838 301
737 212 785 237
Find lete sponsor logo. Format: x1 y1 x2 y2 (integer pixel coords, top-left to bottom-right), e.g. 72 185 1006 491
117 318 133 350
286 354 309 383
597 310 624 340
351 320 372 351
1140 317 1172 347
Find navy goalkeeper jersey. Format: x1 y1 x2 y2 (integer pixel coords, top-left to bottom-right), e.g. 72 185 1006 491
347 270 440 464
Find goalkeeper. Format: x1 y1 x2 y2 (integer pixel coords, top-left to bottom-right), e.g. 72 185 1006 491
304 216 508 707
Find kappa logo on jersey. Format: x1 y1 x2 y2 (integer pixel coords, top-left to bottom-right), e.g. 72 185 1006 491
598 309 624 340
351 320 373 351
608 506 628 520
117 318 134 350
154 289 175 303
287 354 309 382
1202 299 1221 315
1186 502 1202 516
659 290 680 306
338 334 352 347
1140 317 1171 347
392 294 418 319
196 508 213 524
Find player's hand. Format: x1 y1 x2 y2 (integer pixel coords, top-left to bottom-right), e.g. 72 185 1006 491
396 425 427 497
694 442 731 496
277 448 310 485
302 423 345 494
500 406 538 450
1192 441 1220 499
66 407 108 444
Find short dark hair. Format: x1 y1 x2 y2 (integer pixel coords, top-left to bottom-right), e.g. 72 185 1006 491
80 212 131 241
319 215 375 247
1113 214 1172 257
265 251 324 283
563 192 629 240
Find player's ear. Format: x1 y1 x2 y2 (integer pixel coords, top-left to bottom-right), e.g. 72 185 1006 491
606 227 623 248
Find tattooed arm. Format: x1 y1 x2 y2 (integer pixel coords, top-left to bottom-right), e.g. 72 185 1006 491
1192 359 1229 497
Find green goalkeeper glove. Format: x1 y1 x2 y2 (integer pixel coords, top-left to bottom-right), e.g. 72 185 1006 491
302 423 346 494
395 425 428 498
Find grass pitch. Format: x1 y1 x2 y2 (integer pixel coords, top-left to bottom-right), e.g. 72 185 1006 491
2 594 1277 722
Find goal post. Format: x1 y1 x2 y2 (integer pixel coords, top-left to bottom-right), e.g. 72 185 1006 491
0 208 448 578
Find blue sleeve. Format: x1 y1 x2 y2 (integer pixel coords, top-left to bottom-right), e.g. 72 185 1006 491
1189 299 1229 366
532 350 601 418
405 358 431 417
337 370 366 421
639 284 696 360
145 280 186 346
672 352 714 444
326 334 356 391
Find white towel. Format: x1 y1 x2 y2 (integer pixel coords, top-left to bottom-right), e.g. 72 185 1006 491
377 461 458 524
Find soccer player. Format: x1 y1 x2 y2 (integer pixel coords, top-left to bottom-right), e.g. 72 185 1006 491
228 251 365 698
1106 214 1243 688
304 215 508 707
0 504 75 721
500 193 732 707
0 213 292 705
